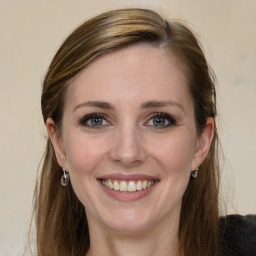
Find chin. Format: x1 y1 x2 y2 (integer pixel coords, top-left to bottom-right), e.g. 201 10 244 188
97 206 161 233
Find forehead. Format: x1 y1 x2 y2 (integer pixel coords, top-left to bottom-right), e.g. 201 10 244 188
65 45 192 110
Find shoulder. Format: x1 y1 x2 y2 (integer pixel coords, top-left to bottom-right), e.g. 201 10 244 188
219 214 256 256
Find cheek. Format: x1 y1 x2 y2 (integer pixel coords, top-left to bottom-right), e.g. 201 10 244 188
63 134 108 209
151 132 196 174
64 133 107 176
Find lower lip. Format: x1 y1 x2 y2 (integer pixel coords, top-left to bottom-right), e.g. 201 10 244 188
99 181 157 201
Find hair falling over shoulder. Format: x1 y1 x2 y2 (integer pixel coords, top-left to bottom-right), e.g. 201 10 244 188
29 8 221 256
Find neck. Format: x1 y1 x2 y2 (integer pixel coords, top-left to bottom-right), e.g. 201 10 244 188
86 216 180 256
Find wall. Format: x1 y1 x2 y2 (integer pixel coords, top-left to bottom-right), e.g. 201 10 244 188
1 0 255 255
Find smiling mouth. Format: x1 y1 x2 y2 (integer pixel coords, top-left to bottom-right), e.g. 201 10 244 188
100 179 157 192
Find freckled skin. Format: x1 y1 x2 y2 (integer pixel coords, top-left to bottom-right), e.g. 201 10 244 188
47 45 213 255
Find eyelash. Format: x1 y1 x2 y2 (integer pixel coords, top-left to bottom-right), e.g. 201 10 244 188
146 112 176 128
78 112 176 129
79 113 110 128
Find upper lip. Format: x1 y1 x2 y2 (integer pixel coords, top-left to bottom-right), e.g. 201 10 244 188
98 173 160 181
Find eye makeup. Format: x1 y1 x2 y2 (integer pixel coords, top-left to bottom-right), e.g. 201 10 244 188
79 113 110 128
78 111 177 130
145 112 176 129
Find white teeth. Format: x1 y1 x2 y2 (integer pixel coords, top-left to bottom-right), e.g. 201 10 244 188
109 180 113 189
113 180 119 190
128 181 136 192
142 180 147 190
102 179 155 192
136 180 142 191
119 181 128 191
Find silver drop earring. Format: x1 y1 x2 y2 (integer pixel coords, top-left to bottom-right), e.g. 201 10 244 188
191 167 199 178
61 168 70 186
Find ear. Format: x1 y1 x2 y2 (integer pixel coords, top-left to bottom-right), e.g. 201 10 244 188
46 118 67 169
191 117 214 170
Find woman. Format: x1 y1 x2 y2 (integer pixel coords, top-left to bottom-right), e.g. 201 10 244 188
34 8 256 256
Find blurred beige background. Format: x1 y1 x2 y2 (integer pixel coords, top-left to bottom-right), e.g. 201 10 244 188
0 0 255 255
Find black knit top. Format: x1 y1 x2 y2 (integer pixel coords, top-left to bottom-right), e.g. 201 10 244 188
219 214 256 256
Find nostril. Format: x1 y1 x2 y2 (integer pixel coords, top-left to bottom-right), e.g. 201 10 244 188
109 129 147 166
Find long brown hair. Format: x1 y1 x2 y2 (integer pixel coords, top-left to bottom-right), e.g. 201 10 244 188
34 8 220 256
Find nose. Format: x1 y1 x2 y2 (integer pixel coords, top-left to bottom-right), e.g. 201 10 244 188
109 125 147 167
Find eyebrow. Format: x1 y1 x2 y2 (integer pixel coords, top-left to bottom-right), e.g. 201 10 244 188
73 100 185 112
141 100 185 112
73 101 114 112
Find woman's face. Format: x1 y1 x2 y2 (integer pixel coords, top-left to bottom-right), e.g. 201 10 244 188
48 45 213 233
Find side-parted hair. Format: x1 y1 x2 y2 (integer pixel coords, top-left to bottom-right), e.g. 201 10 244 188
35 8 220 256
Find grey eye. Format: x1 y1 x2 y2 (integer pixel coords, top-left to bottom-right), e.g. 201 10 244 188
153 116 167 127
146 113 176 128
79 113 110 128
88 117 103 127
